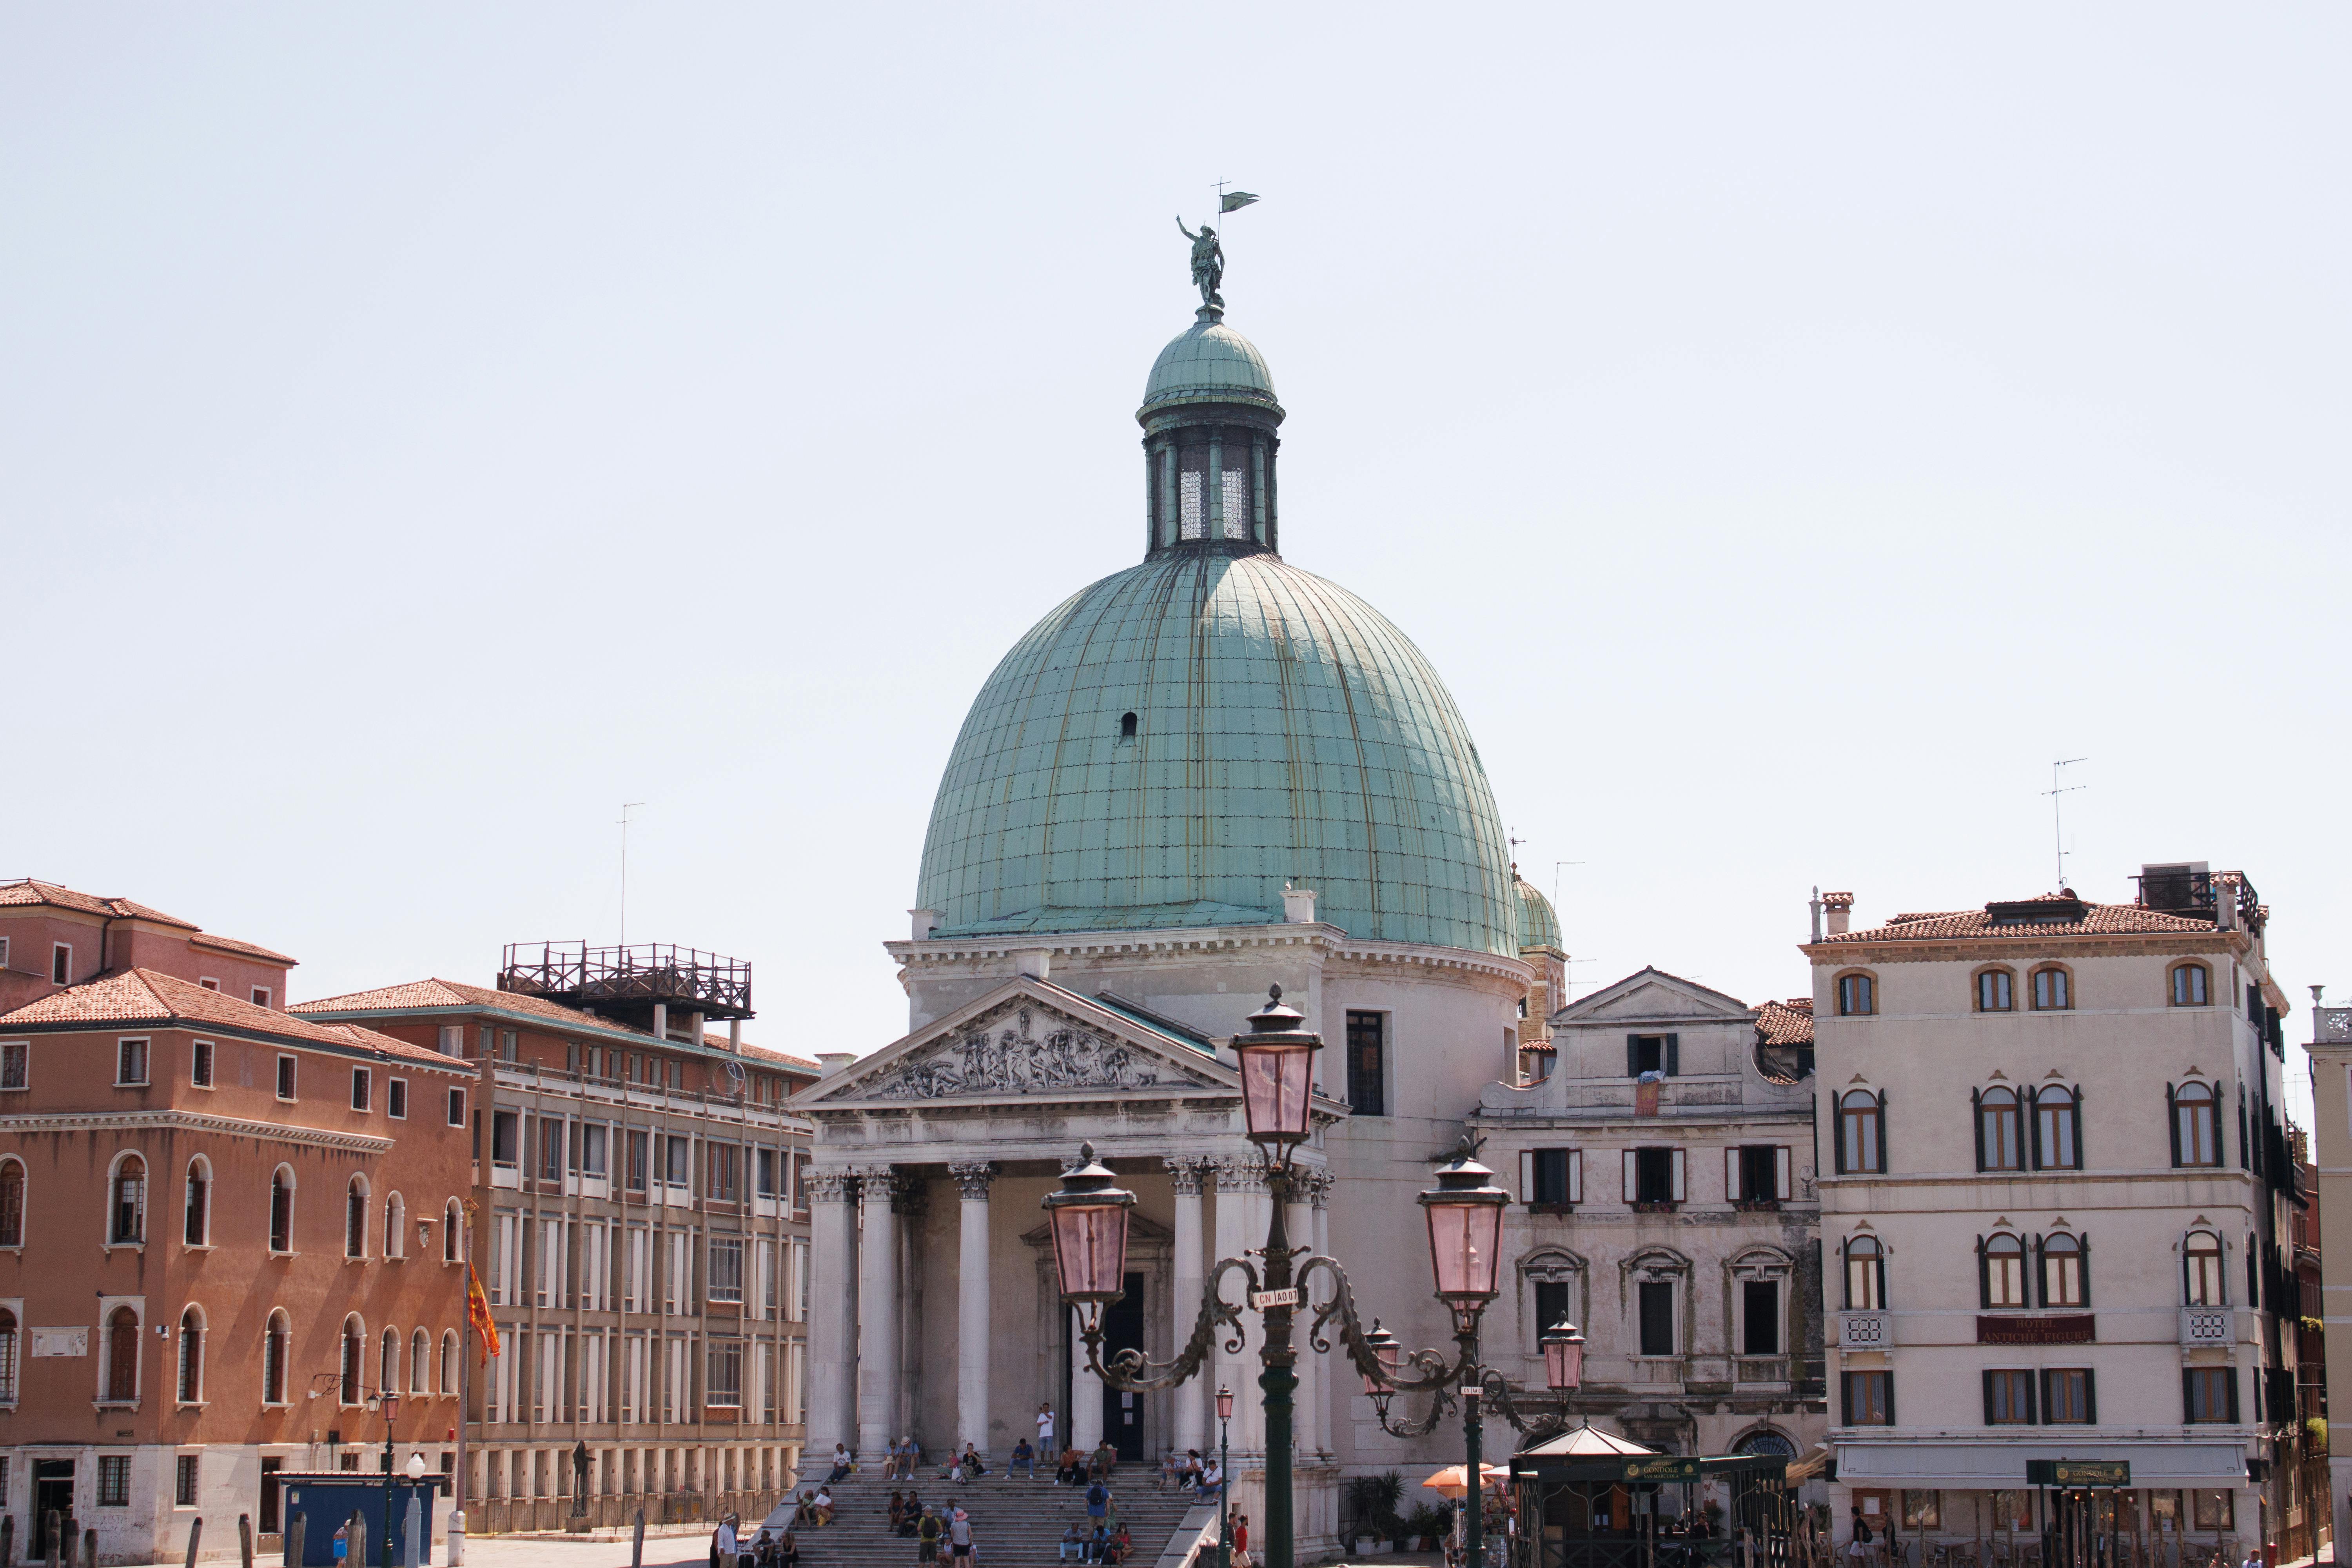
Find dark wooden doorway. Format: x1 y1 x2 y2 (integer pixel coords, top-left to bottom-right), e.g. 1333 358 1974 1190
33 1461 73 1556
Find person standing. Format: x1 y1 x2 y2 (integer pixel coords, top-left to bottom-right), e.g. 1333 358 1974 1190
916 1506 942 1565
947 1504 974 1565
1231 1513 1251 1568
711 1514 739 1568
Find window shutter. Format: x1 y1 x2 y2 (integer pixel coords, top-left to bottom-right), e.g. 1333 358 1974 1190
2024 1372 2037 1425
1874 1089 1889 1173
1971 1088 1985 1172
2238 1085 2250 1171
1775 1147 1792 1201
1622 1149 1637 1203
2070 1085 2085 1169
1976 1236 1989 1310
2030 1235 2045 1309
1833 1098 1847 1176
1665 1034 1680 1076
1670 1149 1687 1203
2025 1085 2043 1170
2082 1369 2096 1425
1626 1037 1641 1078
1982 1369 1996 1426
1521 1150 1535 1205
2077 1232 2092 1308
1884 1374 1895 1426
1568 1150 1582 1204
2180 1367 2196 1422
1726 1148 1741 1201
2167 1084 2180 1167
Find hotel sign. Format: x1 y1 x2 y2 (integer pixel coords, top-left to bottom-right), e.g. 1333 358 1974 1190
1976 1315 2095 1345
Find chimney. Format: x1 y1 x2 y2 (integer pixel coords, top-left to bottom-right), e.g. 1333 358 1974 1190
816 1051 856 1077
1822 892 1854 937
909 908 942 941
1283 883 1318 924
1014 947 1052 982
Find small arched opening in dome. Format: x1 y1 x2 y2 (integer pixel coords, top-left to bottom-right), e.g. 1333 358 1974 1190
1119 712 1138 739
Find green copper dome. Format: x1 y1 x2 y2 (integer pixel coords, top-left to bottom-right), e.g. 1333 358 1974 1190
916 552 1516 956
1142 314 1281 414
1515 871 1564 955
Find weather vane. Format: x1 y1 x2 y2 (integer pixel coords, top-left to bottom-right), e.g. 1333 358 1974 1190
1177 180 1258 316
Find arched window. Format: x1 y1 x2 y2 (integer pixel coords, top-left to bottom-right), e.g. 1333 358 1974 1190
340 1316 363 1405
1975 967 2016 1013
2171 962 2211 1007
2042 1232 2087 1307
2185 1230 2226 1306
1982 1234 2027 1308
1837 1090 1884 1174
380 1327 398 1397
385 1193 405 1259
2033 1085 2082 1171
443 1200 462 1263
2172 1083 2222 1167
2030 965 2072 1011
183 1156 211 1247
345 1175 369 1260
0 1307 18 1403
263 1310 291 1405
104 1305 139 1402
1733 1429 1797 1457
1843 1236 1885 1310
440 1330 459 1396
0 1158 23 1247
410 1329 429 1395
109 1154 146 1245
1975 1087 2022 1171
269 1167 295 1254
177 1306 204 1403
1835 972 1876 1017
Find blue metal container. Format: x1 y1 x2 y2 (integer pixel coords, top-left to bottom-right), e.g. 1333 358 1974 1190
278 1474 444 1568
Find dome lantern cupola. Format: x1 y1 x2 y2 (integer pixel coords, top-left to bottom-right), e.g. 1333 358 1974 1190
1136 305 1284 561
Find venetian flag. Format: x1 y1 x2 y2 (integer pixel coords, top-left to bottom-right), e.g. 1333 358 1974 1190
1220 191 1259 213
467 1264 501 1364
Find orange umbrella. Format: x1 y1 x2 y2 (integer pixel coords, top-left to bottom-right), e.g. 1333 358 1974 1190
1422 1463 1510 1497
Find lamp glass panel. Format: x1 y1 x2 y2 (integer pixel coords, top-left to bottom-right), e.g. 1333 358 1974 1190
1238 1041 1313 1142
1051 1204 1130 1299
1425 1198 1505 1299
1545 1335 1584 1392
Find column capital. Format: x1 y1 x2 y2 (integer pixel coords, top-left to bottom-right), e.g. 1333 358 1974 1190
806 1169 860 1204
1163 1156 1212 1197
1305 1167 1335 1208
948 1161 998 1200
1214 1156 1270 1194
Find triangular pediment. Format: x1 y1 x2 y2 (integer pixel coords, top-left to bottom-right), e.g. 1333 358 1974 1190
1553 966 1752 1025
796 977 1236 1107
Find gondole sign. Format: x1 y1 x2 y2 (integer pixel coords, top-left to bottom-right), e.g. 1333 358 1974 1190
2025 1461 2130 1487
1621 1458 1702 1483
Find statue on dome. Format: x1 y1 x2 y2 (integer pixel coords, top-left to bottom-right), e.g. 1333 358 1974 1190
1176 216 1224 310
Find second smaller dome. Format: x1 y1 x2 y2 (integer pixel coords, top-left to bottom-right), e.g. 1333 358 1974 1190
1142 316 1281 414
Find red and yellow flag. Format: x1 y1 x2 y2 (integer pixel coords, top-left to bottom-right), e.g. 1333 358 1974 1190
467 1264 501 1364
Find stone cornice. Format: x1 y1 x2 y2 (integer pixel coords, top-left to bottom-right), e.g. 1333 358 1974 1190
1803 931 2249 966
885 922 1533 987
0 1109 393 1155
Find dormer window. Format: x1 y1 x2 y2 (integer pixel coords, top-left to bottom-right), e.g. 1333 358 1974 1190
1120 711 1138 739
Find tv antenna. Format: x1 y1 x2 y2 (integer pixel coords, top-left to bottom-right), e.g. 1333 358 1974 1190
2042 760 2087 887
618 802 646 943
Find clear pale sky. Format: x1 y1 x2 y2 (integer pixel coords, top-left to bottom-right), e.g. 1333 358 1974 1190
5 8 2344 1111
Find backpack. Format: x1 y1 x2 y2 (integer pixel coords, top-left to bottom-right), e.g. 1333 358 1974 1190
1855 1521 1874 1544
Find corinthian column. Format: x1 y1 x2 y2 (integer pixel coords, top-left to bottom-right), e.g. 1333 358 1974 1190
1296 1169 1329 1457
804 1170 860 1454
1071 1308 1105 1451
1215 1156 1269 1455
949 1161 996 1455
856 1166 901 1456
1166 1158 1209 1457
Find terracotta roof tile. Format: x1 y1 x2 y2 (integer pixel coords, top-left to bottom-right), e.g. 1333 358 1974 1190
701 1031 821 1074
0 969 461 1066
1754 998 1815 1047
1821 898 2217 944
0 879 198 930
188 931 299 964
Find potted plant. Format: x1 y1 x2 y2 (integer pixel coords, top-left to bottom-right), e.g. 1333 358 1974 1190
1368 1471 1408 1552
1340 1476 1384 1557
1403 1503 1449 1552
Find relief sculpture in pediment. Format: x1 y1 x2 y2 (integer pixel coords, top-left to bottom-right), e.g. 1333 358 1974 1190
871 1005 1167 1100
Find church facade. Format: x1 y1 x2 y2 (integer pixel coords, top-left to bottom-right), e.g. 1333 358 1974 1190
793 270 1556 1553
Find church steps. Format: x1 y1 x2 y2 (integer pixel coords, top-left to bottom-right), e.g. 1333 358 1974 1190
781 1470 1206 1567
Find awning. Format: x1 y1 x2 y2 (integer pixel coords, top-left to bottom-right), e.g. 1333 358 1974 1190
1835 1441 2248 1488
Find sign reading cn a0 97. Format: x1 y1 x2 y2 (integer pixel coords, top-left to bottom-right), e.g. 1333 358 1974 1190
2025 1461 2131 1487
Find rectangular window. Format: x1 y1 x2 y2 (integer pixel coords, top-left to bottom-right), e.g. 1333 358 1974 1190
793 1154 811 1212
706 1143 740 1202
437 1025 463 1056
491 1111 520 1166
1976 970 2014 1011
1345 1011 1386 1116
2191 1490 2234 1531
387 1079 407 1120
1837 973 1874 1016
1741 1280 1779 1354
708 1238 745 1303
191 1040 213 1088
500 1031 518 1062
1736 1145 1782 1203
1633 1148 1675 1203
756 1148 779 1198
2032 968 2070 1010
706 1341 742 1409
1637 1279 1675 1356
1843 1370 1894 1426
2042 1368 2094 1424
98 1455 130 1507
581 1124 607 1177
116 1038 149 1087
1529 1149 1577 1205
448 1088 466 1128
627 1132 650 1192
664 1135 690 1187
176 1454 199 1507
2185 1367 2238 1423
1985 1369 2035 1425
1626 1034 1676 1076
52 945 72 986
1533 1279 1572 1343
350 1069 370 1112
538 1118 563 1180
0 1042 27 1092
